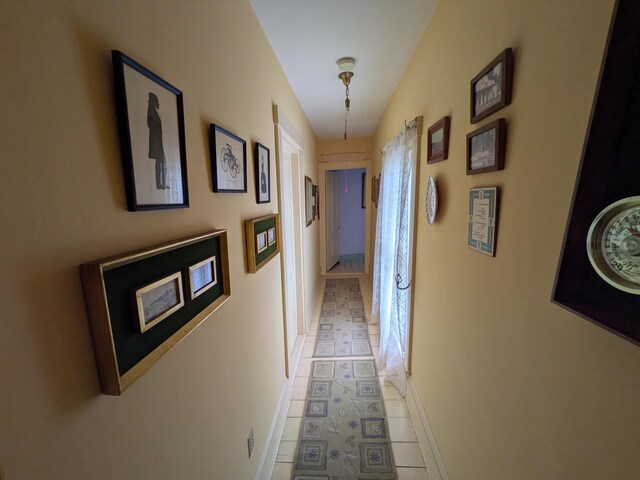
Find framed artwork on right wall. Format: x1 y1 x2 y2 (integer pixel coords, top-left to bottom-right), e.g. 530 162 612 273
470 48 514 124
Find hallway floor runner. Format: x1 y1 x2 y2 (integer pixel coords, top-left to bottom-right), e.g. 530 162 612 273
291 359 397 479
312 278 372 358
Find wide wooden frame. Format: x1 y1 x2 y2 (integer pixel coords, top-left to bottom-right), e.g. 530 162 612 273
134 272 185 333
111 50 189 211
304 176 313 226
470 48 514 124
467 187 499 256
245 213 280 273
186 255 217 300
427 116 450 163
209 124 247 193
80 230 231 395
254 142 271 204
466 118 506 175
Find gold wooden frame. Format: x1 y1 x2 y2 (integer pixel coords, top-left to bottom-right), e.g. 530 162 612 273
245 213 280 273
80 230 231 395
186 255 217 300
134 272 185 333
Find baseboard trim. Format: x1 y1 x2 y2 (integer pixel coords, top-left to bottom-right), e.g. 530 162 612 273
255 334 305 480
405 375 449 480
306 275 324 333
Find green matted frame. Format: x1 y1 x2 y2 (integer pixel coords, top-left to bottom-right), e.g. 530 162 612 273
80 230 231 395
245 213 280 273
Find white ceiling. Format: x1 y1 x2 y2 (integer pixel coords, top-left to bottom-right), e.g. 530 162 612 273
250 0 438 139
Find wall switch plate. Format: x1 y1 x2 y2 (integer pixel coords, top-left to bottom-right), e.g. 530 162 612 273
247 427 255 458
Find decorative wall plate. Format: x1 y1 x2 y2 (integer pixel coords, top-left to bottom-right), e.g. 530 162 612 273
587 196 640 294
425 176 438 225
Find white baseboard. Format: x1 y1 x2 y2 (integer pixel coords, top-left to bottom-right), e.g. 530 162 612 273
405 375 449 480
305 276 324 333
255 334 305 480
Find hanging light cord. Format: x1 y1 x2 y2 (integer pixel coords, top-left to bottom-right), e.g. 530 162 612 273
344 83 350 192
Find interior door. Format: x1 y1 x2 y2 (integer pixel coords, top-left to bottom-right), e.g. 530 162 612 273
280 148 298 355
326 171 340 270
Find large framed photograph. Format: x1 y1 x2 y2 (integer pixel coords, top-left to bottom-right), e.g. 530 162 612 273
244 214 280 273
134 272 185 333
467 187 499 256
470 48 514 124
111 51 189 211
254 142 271 203
466 119 506 175
427 116 450 163
305 176 313 226
209 124 247 193
186 256 217 300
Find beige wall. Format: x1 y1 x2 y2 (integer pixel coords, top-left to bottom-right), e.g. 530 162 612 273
373 0 640 478
0 1 317 478
318 136 373 158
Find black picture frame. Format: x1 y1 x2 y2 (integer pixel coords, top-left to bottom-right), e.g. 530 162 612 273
254 142 271 203
470 48 514 124
427 116 450 163
111 50 189 211
466 118 506 175
305 176 313 227
209 124 247 193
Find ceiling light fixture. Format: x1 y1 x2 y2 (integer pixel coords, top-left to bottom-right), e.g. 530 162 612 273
337 57 355 193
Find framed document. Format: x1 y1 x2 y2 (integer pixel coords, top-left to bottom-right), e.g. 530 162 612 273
467 187 499 256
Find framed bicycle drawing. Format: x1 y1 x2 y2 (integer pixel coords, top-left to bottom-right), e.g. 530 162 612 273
209 124 247 192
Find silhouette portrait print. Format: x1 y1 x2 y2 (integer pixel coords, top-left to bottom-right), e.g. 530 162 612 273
147 92 169 190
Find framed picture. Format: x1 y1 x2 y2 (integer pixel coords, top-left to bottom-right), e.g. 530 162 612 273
466 118 506 175
186 256 217 300
427 116 450 163
111 51 189 211
256 231 268 254
209 124 247 192
467 187 499 256
134 272 185 333
371 174 381 207
305 176 313 226
81 230 231 395
470 48 514 123
254 142 271 203
361 172 366 208
312 184 318 219
244 214 280 273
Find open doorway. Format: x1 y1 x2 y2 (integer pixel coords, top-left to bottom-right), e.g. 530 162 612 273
326 168 366 273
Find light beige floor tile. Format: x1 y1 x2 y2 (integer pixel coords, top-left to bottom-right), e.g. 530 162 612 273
385 399 410 417
369 334 380 346
282 418 301 441
392 443 425 468
293 376 309 387
396 467 429 480
276 441 297 463
296 363 311 377
288 400 305 417
271 462 293 479
292 386 306 400
369 325 379 335
301 344 314 358
388 418 418 442
382 386 403 400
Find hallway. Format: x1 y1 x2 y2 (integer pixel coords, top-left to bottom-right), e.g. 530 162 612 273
271 275 429 480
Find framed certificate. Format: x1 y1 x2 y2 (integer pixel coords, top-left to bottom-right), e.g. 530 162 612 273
467 187 499 256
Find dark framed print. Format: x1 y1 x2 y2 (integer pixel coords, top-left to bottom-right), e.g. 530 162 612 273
361 172 366 208
305 176 313 226
470 48 514 124
254 142 271 203
427 116 450 163
209 124 247 193
111 50 189 211
467 187 499 256
466 118 506 175
312 184 318 219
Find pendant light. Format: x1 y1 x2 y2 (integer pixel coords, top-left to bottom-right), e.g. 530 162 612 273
337 57 355 193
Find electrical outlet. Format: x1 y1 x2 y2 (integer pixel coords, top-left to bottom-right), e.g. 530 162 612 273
247 427 255 458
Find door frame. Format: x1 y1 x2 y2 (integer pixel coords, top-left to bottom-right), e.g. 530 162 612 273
318 158 372 275
274 107 306 378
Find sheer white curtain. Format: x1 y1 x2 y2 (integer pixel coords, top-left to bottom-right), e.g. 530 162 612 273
371 123 418 396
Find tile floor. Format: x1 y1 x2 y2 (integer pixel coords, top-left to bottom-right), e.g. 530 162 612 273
271 275 429 480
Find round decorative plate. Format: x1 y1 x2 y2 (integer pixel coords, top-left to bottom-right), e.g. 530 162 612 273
586 196 640 294
425 176 438 225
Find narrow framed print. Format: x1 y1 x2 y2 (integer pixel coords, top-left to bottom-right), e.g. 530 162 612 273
186 256 217 300
134 272 185 333
312 184 318 219
209 124 247 193
427 116 450 163
467 187 499 256
471 48 514 123
111 51 189 211
254 142 271 203
267 227 276 246
467 118 506 175
256 231 268 254
361 172 366 208
305 176 313 226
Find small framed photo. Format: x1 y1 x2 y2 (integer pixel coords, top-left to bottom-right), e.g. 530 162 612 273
427 116 450 163
471 48 514 123
267 227 276 246
256 231 268 254
467 118 506 175
305 176 313 226
312 184 318 219
467 187 499 256
111 51 189 211
209 124 247 192
254 142 271 203
186 256 217 300
133 272 185 333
